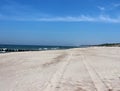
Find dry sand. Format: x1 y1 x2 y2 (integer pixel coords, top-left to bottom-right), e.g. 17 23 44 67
0 47 120 91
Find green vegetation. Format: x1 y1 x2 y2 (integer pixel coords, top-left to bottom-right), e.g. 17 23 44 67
97 43 120 47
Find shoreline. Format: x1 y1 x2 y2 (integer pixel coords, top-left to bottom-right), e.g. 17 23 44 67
0 46 119 54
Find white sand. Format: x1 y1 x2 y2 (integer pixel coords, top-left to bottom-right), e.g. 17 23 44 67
0 47 120 91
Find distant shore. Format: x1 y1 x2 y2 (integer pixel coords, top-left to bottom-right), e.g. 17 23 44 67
0 43 120 53
97 43 120 47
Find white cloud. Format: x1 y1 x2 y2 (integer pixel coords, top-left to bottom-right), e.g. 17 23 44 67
0 1 120 23
98 15 120 23
36 15 95 22
97 6 105 11
113 4 120 7
12 15 120 23
1 14 120 23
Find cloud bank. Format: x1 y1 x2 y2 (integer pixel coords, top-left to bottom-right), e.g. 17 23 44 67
0 0 120 23
1 15 120 23
35 15 120 23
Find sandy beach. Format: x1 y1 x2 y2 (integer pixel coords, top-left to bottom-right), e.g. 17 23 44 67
0 47 120 91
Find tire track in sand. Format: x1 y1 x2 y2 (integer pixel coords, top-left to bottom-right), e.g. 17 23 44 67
81 54 110 91
42 52 72 91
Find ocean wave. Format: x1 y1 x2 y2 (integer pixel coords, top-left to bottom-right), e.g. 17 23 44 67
0 48 30 52
0 45 75 53
0 47 61 53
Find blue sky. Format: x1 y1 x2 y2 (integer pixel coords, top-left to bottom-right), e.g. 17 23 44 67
0 0 120 45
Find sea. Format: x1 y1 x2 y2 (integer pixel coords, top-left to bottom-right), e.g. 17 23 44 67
0 44 77 53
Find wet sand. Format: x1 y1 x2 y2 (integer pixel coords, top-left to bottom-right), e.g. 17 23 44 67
0 47 120 91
